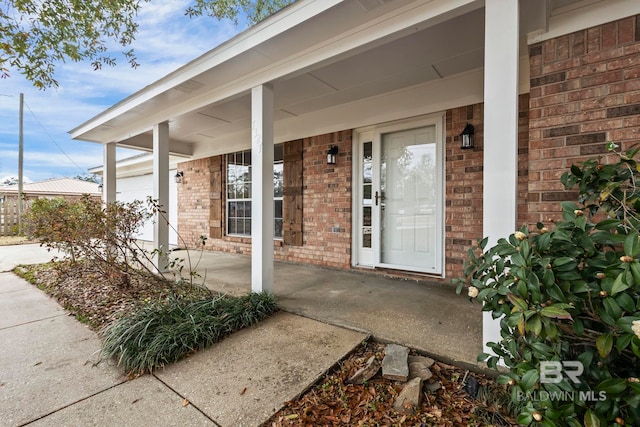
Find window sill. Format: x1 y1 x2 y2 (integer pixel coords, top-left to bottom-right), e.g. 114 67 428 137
225 234 284 246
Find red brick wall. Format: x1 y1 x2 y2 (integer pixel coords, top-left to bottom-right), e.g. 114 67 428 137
444 96 529 279
177 130 353 269
177 157 217 246
280 130 353 268
178 107 536 281
528 15 640 226
445 105 484 280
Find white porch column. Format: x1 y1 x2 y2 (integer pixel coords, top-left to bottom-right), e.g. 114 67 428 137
103 142 116 204
483 0 520 354
153 121 170 271
251 84 274 293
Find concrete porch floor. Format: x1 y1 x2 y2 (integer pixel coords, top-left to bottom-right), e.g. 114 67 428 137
181 249 483 368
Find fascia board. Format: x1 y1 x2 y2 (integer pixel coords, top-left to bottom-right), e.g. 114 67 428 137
89 155 182 175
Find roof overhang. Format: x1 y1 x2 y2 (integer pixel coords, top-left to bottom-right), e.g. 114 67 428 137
71 0 619 159
71 0 487 154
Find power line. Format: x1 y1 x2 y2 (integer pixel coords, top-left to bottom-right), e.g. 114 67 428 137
22 99 86 175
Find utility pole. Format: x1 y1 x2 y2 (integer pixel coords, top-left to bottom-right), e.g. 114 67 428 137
18 93 23 235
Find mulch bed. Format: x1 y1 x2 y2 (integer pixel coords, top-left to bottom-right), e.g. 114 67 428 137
15 261 209 330
268 340 517 427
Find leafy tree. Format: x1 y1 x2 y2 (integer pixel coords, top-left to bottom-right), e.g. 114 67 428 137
186 0 295 24
73 173 100 183
0 176 18 186
1 0 295 89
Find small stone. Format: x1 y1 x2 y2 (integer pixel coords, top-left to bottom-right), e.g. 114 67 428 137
393 377 422 414
408 355 434 381
382 344 410 382
408 355 434 368
463 375 480 398
424 381 442 392
347 355 381 384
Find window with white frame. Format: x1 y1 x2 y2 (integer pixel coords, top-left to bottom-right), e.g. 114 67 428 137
226 145 283 238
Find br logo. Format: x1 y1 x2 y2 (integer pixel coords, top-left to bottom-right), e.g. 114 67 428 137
540 361 584 384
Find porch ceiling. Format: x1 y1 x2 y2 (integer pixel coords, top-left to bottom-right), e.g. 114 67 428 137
69 0 582 157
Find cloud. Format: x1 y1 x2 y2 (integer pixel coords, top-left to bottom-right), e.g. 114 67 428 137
52 1 240 99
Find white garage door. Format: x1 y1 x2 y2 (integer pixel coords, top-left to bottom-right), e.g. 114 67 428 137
116 172 178 246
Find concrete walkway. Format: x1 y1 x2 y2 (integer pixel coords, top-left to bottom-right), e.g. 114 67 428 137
0 243 59 273
0 243 483 426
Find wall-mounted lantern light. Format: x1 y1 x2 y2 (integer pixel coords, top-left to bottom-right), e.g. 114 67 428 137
327 145 339 165
175 171 184 184
460 123 475 149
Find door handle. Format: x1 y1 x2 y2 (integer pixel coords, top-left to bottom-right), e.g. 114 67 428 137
375 191 379 206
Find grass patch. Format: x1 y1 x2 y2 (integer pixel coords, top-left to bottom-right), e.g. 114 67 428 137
101 292 278 374
14 265 40 285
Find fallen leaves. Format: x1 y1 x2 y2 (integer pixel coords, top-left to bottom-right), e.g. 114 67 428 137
269 341 517 426
16 261 208 331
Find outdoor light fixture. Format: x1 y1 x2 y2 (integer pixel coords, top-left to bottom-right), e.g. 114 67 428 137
460 123 475 149
175 171 184 184
327 145 339 165
98 183 103 190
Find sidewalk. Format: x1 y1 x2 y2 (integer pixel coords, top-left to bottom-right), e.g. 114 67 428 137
0 243 59 273
0 244 483 426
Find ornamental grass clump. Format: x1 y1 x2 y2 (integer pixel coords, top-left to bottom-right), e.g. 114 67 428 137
101 292 277 375
456 143 640 427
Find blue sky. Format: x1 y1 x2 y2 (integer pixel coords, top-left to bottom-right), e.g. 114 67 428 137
0 1 245 183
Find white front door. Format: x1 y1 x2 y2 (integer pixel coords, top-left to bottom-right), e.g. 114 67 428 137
354 117 443 274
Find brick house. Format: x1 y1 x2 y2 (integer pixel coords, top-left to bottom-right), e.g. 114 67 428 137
71 0 640 348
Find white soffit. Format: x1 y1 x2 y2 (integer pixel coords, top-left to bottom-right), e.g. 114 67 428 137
528 0 640 43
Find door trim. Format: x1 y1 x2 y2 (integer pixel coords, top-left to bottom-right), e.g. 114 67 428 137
351 114 445 276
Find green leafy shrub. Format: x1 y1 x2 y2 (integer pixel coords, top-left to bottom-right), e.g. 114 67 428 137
456 144 640 426
101 292 278 374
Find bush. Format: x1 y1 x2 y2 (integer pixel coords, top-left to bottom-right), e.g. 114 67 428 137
23 196 203 287
24 197 96 261
101 292 278 374
456 143 640 426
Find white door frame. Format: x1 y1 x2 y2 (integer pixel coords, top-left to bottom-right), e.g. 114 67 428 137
351 114 445 276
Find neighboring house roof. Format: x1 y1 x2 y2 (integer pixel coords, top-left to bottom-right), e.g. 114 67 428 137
0 178 101 196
